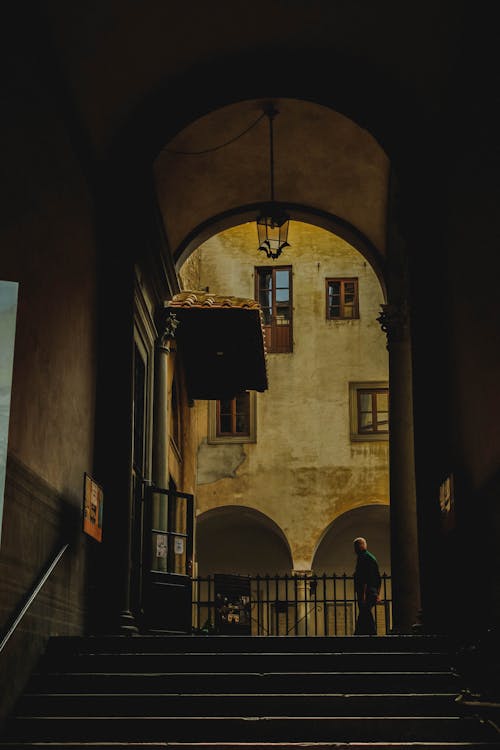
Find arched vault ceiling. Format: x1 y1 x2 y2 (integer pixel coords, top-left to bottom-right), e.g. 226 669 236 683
154 99 389 259
43 0 464 158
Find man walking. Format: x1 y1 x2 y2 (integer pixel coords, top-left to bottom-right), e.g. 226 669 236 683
353 536 381 635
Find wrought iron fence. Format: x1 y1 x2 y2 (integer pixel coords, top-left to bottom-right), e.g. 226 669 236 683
192 572 392 636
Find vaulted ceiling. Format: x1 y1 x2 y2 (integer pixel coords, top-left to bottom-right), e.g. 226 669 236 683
33 0 467 275
154 99 389 265
42 0 464 160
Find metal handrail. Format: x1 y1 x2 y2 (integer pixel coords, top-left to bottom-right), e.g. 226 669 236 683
0 542 69 655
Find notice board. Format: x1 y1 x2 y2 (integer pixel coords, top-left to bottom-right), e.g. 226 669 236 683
83 473 104 542
214 573 251 634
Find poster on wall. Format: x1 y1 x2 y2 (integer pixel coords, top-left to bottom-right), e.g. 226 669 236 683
83 473 104 542
214 573 252 634
439 473 455 533
0 281 19 547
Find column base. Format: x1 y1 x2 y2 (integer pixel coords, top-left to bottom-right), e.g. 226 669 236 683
411 607 424 633
118 609 139 635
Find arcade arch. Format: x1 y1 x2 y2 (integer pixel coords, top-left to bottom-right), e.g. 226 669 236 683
312 505 391 575
196 506 293 577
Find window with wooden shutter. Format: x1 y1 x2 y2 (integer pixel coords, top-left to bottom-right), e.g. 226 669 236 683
326 278 359 320
255 266 293 353
349 382 389 442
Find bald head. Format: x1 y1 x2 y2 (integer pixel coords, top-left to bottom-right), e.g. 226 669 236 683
353 537 367 553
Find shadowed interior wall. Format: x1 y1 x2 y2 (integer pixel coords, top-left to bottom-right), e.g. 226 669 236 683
0 28 98 721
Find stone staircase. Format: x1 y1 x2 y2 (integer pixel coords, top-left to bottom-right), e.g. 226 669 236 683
1 634 499 749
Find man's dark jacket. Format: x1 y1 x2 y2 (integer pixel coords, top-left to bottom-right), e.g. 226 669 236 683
354 549 381 599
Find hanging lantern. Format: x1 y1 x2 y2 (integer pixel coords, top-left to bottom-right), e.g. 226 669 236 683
257 105 290 260
257 207 290 260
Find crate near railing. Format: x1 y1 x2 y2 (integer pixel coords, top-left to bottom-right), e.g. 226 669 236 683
192 572 392 636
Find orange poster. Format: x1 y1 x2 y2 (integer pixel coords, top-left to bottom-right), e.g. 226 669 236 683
83 473 103 542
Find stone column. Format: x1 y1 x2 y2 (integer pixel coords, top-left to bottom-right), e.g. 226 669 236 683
377 302 421 633
152 310 179 489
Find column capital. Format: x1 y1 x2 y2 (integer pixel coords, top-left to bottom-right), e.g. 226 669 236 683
377 301 409 347
157 311 180 353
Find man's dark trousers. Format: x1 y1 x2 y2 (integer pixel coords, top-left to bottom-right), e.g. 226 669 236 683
354 590 377 635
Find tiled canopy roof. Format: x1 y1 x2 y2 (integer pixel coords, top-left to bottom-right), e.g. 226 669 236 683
166 290 268 399
167 291 262 310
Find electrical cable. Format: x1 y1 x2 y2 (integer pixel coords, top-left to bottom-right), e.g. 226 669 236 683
163 111 267 155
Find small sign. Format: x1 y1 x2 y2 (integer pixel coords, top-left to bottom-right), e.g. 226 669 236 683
439 474 454 514
156 534 167 558
174 536 185 555
83 473 103 542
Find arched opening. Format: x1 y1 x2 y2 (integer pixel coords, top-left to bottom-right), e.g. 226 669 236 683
152 98 420 634
181 220 392 630
126 96 418 634
312 504 391 575
196 505 293 577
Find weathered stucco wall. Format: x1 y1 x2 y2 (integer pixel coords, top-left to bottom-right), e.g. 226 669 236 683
180 222 389 572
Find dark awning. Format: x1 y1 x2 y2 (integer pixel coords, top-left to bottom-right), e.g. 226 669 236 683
166 291 268 400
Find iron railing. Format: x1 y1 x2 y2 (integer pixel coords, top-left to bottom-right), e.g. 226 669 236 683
192 572 392 636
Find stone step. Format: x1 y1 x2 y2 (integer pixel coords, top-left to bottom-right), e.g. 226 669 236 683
3 636 496 749
1 743 500 750
26 670 461 695
2 715 498 743
44 635 455 656
16 692 461 717
38 652 453 674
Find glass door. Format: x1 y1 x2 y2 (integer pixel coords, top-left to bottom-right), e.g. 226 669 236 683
142 481 194 632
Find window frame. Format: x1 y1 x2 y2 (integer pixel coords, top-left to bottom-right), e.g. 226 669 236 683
216 392 251 437
325 277 359 320
208 391 257 444
349 381 389 442
255 265 293 353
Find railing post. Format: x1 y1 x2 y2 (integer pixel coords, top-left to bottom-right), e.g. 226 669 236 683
265 575 271 635
322 574 328 636
284 573 289 635
255 574 262 635
292 570 312 635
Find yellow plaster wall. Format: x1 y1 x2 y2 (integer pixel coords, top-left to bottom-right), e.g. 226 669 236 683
180 222 389 571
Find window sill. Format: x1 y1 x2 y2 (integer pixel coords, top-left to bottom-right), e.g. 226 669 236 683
350 432 389 443
207 435 256 445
